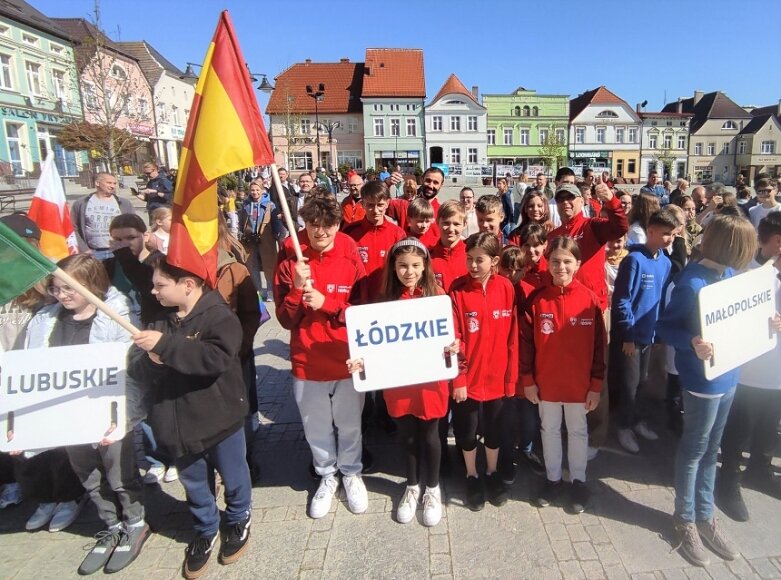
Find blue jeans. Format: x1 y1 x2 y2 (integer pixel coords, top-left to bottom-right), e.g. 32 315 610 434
674 387 735 523
175 427 252 536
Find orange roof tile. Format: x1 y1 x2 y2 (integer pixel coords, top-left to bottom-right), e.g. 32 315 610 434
266 59 364 115
430 73 479 105
362 49 425 98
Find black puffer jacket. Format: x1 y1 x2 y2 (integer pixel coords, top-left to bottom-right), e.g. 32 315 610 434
128 290 248 457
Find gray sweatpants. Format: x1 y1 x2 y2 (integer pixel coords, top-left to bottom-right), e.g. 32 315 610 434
293 378 365 477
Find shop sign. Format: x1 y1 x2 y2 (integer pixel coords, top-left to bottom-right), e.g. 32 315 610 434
0 106 75 125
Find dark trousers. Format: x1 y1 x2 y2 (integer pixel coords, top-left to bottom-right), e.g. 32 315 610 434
452 397 504 452
175 427 252 537
720 384 781 474
396 415 441 488
609 339 652 429
15 448 84 503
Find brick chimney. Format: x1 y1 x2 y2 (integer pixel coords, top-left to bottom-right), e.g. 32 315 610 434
693 90 704 106
471 85 479 99
304 58 312 64
340 58 349 63
676 98 683 114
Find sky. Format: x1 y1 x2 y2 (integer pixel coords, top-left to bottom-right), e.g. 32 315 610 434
31 0 780 118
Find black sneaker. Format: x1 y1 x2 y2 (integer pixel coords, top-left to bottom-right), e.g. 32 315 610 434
521 450 546 477
78 527 122 576
465 476 485 511
183 533 217 579
104 521 151 573
485 472 509 507
569 480 590 513
715 474 749 522
498 455 516 486
536 479 563 508
219 515 251 565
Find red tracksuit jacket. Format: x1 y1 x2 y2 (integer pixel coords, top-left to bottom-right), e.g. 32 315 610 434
386 198 409 232
343 218 405 303
520 278 606 403
430 240 468 294
548 195 627 310
340 197 365 228
523 255 551 289
450 273 518 401
274 230 366 381
382 287 450 421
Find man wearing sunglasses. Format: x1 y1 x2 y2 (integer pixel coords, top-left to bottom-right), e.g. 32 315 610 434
135 162 173 221
749 178 781 230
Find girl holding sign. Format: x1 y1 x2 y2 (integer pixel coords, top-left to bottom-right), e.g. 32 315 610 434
656 214 757 568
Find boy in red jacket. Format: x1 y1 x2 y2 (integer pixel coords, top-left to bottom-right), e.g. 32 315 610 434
274 195 369 520
430 200 468 293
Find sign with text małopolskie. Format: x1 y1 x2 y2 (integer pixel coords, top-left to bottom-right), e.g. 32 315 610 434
698 263 778 380
0 342 129 452
346 295 458 392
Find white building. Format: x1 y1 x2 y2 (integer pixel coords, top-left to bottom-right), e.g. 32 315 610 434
638 109 693 181
425 73 486 183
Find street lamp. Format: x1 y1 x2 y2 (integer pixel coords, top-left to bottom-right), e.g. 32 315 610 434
306 83 325 168
317 121 341 171
180 62 275 93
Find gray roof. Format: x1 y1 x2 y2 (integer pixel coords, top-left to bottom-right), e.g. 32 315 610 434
114 40 186 87
661 91 750 133
0 0 71 41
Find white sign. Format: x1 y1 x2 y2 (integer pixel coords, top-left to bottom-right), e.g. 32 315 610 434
698 264 778 380
0 342 129 452
346 295 458 392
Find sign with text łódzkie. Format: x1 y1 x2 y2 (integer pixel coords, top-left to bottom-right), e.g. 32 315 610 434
0 342 129 452
346 295 458 392
698 263 777 380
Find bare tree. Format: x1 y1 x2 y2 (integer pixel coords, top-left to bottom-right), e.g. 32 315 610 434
537 132 567 173
273 80 309 170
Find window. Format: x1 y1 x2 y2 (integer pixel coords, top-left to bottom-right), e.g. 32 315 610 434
373 118 384 137
390 118 400 137
596 127 605 144
348 119 359 133
487 129 495 145
627 159 636 174
6 122 25 175
0 24 9 37
122 96 130 116
84 83 97 109
519 129 529 145
468 147 478 164
337 151 363 169
503 128 512 145
649 135 657 149
467 115 478 131
390 104 399 111
721 142 730 155
432 115 442 131
450 148 461 163
50 43 64 55
596 110 618 118
761 141 776 154
539 129 549 144
0 54 13 90
21 33 39 47
25 62 41 95
628 128 637 143
373 104 382 112
522 105 530 117
694 142 702 155
575 127 585 144
290 151 313 171
738 140 746 154
707 143 715 155
138 98 149 119
677 135 686 149
450 116 461 131
172 105 180 126
721 121 737 130
666 121 673 126
300 119 311 134
513 106 521 117
406 118 416 136
555 129 566 144
617 159 624 176
663 134 672 149
52 69 66 101
532 106 539 116
406 104 416 111
110 64 127 80
616 127 624 143
156 102 168 123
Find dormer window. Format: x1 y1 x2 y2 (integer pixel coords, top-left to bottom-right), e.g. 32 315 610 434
596 110 618 118
721 121 737 130
111 65 127 80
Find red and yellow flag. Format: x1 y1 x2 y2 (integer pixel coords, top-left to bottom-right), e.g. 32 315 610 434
27 153 78 260
167 10 274 286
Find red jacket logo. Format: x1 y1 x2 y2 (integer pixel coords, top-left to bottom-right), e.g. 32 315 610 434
569 317 577 326
541 319 555 334
327 284 335 293
358 247 369 263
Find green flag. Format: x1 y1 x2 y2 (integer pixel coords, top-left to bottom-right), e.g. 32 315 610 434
0 221 56 305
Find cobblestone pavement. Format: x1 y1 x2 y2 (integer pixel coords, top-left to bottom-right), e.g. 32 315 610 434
1 305 780 580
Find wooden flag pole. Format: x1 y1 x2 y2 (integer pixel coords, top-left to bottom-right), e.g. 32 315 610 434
269 163 304 261
52 267 140 335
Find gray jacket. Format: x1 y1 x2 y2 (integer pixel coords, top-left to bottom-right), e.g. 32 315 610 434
70 193 136 252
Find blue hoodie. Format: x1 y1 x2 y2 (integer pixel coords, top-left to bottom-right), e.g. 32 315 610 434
611 244 671 344
655 261 738 395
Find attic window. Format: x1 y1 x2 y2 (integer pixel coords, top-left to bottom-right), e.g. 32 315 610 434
111 64 127 80
721 121 737 130
446 100 461 105
596 110 618 118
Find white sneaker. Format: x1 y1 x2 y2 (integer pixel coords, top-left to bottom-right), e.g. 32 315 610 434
396 486 419 524
143 465 165 485
309 475 338 519
163 466 179 483
49 499 84 532
342 474 368 514
422 486 442 527
587 446 599 461
26 502 57 531
634 421 659 441
0 483 22 508
617 428 640 453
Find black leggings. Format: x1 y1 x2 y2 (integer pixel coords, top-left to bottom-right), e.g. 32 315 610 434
396 415 441 488
452 397 504 452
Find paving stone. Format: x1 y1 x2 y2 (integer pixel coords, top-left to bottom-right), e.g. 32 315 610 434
429 533 450 555
263 505 290 522
603 564 630 580
311 513 335 532
586 524 612 544
300 549 326 570
659 568 687 580
595 543 623 566
430 554 452 575
568 524 591 543
705 562 738 580
749 558 781 579
630 574 658 580
574 541 599 561
298 570 323 580
728 557 760 579
306 531 330 551
559 560 586 579
683 567 711 579
581 560 607 580
546 522 569 541
552 539 577 561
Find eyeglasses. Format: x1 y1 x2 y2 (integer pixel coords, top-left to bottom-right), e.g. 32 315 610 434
47 284 77 297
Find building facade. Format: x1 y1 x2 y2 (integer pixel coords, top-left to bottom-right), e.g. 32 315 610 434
267 58 365 174
569 86 641 181
638 109 693 181
361 49 426 173
0 2 84 177
425 74 486 183
116 41 194 170
484 87 569 173
662 91 751 185
735 108 781 181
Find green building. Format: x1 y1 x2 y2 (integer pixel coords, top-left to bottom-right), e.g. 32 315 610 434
483 87 569 173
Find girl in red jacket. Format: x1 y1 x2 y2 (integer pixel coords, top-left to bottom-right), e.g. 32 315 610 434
521 237 606 514
450 232 518 511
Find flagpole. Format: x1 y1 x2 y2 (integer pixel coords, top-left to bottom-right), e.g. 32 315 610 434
269 163 304 261
52 268 141 335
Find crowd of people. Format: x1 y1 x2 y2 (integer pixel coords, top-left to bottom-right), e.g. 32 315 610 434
0 161 779 577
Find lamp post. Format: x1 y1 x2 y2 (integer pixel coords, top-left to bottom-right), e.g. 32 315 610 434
306 83 325 168
317 121 341 171
180 62 275 93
